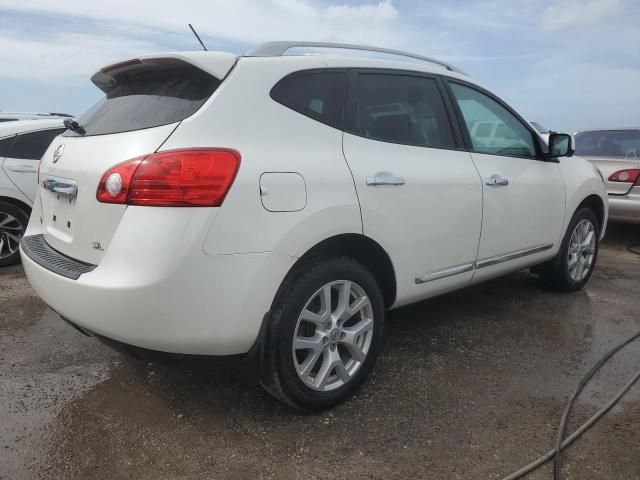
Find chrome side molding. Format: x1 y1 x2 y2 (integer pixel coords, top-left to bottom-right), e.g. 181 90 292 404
41 174 78 198
415 262 474 284
475 243 554 269
415 244 554 284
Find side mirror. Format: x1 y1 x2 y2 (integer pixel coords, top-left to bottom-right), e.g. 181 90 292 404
547 133 575 158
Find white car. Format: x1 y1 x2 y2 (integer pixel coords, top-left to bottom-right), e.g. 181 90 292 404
0 119 66 266
0 112 73 123
21 42 607 410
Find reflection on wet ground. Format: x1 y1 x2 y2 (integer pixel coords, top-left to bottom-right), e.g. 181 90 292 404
1 223 639 479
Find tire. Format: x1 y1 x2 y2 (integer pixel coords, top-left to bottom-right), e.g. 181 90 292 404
260 256 385 411
0 201 29 267
536 208 600 292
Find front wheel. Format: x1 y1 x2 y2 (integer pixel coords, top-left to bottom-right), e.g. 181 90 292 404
260 256 385 410
536 208 600 291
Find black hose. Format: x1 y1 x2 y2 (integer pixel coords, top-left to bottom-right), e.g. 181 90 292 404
502 331 640 480
553 331 640 480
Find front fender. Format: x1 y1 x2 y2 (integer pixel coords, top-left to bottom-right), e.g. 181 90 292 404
558 156 608 239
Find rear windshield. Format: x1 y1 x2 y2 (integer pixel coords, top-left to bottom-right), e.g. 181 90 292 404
575 130 640 158
65 64 220 137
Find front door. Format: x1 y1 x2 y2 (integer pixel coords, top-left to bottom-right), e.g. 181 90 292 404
342 71 483 306
446 81 565 281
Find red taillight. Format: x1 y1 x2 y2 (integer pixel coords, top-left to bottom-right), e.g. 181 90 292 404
96 148 241 207
608 169 640 185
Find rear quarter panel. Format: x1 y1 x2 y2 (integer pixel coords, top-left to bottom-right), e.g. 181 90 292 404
160 57 363 258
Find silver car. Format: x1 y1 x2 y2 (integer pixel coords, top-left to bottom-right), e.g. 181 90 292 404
574 128 640 223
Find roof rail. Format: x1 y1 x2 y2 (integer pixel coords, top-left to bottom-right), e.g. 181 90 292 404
245 41 466 76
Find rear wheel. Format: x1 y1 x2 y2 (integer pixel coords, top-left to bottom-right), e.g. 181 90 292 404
261 256 384 410
536 208 600 291
0 201 29 267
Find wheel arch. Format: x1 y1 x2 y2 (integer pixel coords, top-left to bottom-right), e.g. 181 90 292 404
283 233 397 308
576 194 605 232
0 196 32 215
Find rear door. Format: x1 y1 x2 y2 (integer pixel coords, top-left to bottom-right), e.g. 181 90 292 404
38 58 232 265
342 70 483 306
446 80 565 280
2 128 65 202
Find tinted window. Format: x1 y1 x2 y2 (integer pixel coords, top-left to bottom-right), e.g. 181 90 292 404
8 128 65 160
450 83 536 158
0 136 15 157
575 130 640 158
351 73 454 148
271 71 346 129
66 64 220 137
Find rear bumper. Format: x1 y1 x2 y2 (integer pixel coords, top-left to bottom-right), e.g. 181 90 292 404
608 188 640 224
20 238 296 356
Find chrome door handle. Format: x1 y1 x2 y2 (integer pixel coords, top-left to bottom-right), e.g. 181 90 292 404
42 175 78 197
366 173 406 186
486 174 509 186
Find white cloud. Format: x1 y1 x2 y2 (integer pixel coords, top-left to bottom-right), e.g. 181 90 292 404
0 32 159 80
541 0 623 31
0 0 406 46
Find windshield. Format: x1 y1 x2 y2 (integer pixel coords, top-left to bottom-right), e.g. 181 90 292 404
575 130 640 158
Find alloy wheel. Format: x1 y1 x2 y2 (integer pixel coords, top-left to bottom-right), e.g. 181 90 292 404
0 212 24 259
567 218 596 282
292 280 374 392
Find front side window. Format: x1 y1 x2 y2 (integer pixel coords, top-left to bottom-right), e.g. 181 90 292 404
9 128 66 160
449 83 536 158
575 130 640 158
271 71 346 129
351 73 454 148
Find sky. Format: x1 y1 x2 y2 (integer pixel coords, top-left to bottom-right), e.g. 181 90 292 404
0 0 638 132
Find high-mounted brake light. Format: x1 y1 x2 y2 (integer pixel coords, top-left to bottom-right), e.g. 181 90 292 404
101 58 142 73
96 148 241 207
608 169 640 185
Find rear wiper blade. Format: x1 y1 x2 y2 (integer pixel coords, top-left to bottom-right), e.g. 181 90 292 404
63 118 86 135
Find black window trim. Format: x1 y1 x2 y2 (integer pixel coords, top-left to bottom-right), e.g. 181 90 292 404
344 68 464 152
442 77 556 163
269 68 349 131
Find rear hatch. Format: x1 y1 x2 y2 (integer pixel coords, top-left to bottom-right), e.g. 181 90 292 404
37 53 237 265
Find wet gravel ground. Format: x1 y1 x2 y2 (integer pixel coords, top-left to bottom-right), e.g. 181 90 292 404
1 223 639 480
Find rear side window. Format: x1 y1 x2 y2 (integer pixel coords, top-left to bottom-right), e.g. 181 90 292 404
350 73 454 149
66 64 220 137
9 128 65 160
271 71 346 129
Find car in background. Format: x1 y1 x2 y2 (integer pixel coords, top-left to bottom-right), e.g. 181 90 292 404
574 128 640 223
0 119 67 266
0 112 73 123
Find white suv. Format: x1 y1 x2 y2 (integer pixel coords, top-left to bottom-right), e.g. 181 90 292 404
21 42 607 410
1 119 66 266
